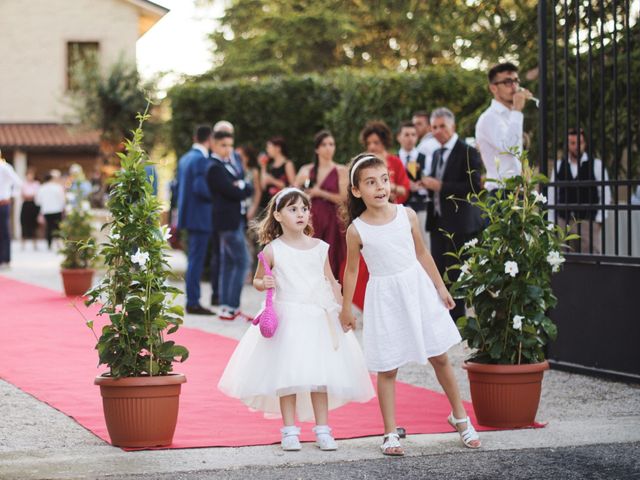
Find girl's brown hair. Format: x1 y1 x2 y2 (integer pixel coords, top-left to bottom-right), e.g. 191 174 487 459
256 189 314 245
342 153 387 225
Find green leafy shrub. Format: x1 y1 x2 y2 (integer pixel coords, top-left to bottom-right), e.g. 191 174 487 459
448 149 576 365
168 68 486 166
85 109 188 378
59 188 96 269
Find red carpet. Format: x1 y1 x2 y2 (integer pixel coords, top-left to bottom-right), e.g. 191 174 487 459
0 275 519 449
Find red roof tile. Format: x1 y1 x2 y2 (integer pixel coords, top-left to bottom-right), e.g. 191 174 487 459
0 124 100 150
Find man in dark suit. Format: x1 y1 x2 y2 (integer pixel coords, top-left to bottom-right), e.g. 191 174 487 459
177 125 214 315
207 130 253 320
423 108 484 321
209 120 244 306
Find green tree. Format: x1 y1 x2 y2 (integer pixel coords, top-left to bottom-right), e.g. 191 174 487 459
200 0 538 80
67 57 154 161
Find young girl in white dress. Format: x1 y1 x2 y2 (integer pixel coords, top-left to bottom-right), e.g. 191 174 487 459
218 187 375 451
339 153 481 456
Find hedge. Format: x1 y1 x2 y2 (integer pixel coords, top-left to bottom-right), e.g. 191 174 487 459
169 67 490 167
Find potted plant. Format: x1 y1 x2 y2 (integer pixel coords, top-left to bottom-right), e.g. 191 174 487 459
448 149 576 428
59 186 96 296
85 110 189 447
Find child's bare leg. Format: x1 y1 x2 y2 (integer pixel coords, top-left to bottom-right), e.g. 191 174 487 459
279 394 297 426
377 368 404 454
310 391 329 425
429 352 480 447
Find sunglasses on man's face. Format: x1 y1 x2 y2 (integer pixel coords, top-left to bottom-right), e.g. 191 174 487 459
493 78 520 87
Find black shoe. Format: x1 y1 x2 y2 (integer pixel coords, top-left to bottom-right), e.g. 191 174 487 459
186 305 213 315
211 294 219 306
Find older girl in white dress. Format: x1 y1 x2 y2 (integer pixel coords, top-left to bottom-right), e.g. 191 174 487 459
218 188 374 452
340 154 481 456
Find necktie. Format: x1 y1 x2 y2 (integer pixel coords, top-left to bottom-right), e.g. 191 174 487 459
433 147 447 216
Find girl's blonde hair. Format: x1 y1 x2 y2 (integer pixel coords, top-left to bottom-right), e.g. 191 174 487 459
256 189 314 245
342 153 387 225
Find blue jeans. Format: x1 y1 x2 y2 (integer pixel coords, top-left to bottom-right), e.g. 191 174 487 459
186 230 210 307
219 222 248 310
0 204 10 264
209 228 220 298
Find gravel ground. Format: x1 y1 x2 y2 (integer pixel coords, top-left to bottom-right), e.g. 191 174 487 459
1 242 639 479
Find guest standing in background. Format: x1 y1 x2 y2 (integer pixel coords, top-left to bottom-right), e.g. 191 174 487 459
475 62 533 192
260 136 296 208
177 125 215 315
35 172 65 251
294 130 348 279
20 167 40 250
0 150 22 268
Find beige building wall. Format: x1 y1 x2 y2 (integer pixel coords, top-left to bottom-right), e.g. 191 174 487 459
0 0 140 123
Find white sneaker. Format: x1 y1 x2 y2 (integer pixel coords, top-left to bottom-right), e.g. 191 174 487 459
313 425 337 451
281 426 301 451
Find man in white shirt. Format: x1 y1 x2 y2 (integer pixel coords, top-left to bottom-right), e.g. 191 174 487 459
397 121 430 247
412 110 440 164
0 150 23 268
547 128 611 254
475 62 533 191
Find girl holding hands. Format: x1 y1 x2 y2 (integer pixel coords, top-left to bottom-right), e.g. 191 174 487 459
339 153 481 456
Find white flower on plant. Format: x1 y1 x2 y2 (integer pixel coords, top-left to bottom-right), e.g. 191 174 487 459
512 315 524 330
130 249 149 267
547 223 555 231
511 205 522 211
494 156 501 171
504 260 519 277
111 233 120 241
160 225 172 242
491 311 497 319
479 257 488 266
488 289 501 298
463 238 478 249
524 232 532 244
66 192 77 203
532 191 547 204
546 250 565 272
460 261 471 276
81 200 91 211
64 204 73 215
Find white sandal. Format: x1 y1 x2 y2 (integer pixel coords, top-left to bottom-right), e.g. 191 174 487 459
313 425 337 451
380 432 404 456
447 412 481 449
280 425 301 451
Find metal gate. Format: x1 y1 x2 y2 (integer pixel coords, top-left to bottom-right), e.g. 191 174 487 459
537 1 640 380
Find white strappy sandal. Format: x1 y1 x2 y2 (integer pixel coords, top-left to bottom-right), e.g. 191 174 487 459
280 425 301 451
313 425 337 451
447 412 481 449
380 432 405 456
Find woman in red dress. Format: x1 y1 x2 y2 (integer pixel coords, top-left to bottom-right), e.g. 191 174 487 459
294 130 348 279
351 121 411 309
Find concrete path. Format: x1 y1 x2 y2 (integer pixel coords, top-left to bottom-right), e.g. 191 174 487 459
1 241 639 479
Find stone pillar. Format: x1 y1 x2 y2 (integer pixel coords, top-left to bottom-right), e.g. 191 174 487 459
12 149 27 239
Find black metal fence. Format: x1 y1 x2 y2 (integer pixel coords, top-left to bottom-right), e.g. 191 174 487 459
538 0 640 264
538 1 640 381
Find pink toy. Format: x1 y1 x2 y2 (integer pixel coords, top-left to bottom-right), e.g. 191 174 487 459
253 251 278 338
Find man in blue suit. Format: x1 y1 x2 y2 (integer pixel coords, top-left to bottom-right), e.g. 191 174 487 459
207 130 253 320
177 125 214 315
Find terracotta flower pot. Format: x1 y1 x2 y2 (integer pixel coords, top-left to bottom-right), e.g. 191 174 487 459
95 373 187 447
463 361 549 428
60 268 94 296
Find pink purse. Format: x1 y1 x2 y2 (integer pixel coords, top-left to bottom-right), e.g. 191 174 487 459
252 251 278 338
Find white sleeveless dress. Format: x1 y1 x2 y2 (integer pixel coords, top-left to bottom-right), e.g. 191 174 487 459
353 205 462 372
218 238 375 421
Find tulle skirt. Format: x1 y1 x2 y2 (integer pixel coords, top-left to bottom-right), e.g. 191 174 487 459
218 300 375 421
